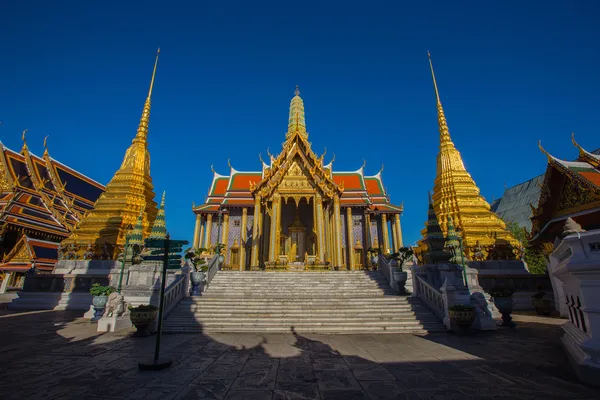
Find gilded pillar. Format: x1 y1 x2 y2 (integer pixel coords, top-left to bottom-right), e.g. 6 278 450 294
193 213 201 248
199 216 205 248
333 195 343 268
381 214 390 254
240 207 247 271
394 213 403 249
346 207 355 270
391 214 399 252
269 194 281 262
251 196 261 267
222 213 230 264
315 195 325 262
364 211 371 266
205 213 213 250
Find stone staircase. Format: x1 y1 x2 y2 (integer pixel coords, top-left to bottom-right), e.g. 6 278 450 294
163 271 446 334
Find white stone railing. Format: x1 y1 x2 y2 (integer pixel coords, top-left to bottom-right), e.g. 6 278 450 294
162 272 188 316
413 273 445 319
205 254 220 289
377 254 393 287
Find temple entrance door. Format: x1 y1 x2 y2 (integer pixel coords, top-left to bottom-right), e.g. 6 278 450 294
288 215 306 263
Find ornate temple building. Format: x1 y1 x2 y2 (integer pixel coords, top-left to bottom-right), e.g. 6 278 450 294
193 87 404 270
417 54 519 260
58 50 161 260
0 134 105 289
531 135 600 253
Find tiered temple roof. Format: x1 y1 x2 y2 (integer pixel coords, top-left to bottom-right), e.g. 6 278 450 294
531 134 600 250
0 136 105 271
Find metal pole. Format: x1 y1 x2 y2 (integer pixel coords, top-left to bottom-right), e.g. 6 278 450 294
154 234 170 362
216 210 223 265
117 235 129 293
459 237 468 290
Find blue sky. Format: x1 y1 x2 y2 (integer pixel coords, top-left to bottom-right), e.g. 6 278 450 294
1 1 599 246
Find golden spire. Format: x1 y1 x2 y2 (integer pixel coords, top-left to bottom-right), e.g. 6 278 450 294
60 51 160 254
135 48 160 142
286 85 307 140
417 52 519 258
427 52 452 147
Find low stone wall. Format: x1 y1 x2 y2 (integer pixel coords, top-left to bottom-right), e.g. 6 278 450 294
469 260 554 311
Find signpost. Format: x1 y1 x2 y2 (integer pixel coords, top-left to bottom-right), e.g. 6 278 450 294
138 234 189 371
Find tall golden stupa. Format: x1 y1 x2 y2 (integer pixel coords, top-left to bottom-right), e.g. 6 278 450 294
418 53 518 258
61 50 160 256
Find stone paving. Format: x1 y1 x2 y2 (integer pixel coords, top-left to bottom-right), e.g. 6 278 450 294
0 310 599 399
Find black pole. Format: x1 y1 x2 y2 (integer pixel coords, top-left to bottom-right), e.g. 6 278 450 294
154 234 169 361
139 234 172 371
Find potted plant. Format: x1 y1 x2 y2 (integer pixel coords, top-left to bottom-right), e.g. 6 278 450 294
129 304 158 337
185 248 208 296
390 247 414 294
490 286 516 327
89 283 116 321
448 304 476 332
532 284 553 316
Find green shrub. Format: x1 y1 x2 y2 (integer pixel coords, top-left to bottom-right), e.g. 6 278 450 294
490 287 514 298
128 304 158 312
89 283 116 296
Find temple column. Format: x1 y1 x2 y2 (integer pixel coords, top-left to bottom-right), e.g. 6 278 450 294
240 207 247 271
199 216 205 248
222 213 230 265
205 214 213 250
391 214 399 252
346 207 355 270
394 213 403 250
315 195 325 262
364 211 371 266
333 195 343 268
269 194 281 262
193 214 201 248
381 214 390 254
251 195 261 268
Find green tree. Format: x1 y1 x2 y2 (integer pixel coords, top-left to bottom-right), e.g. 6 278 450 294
505 222 547 274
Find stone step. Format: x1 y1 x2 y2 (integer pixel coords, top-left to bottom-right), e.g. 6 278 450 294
163 326 441 334
166 316 441 324
169 311 433 318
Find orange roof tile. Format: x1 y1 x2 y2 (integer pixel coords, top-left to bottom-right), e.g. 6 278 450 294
230 173 262 191
365 177 384 196
579 171 600 187
332 173 363 190
211 178 230 196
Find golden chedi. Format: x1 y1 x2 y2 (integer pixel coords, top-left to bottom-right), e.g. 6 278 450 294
418 53 519 259
61 50 161 257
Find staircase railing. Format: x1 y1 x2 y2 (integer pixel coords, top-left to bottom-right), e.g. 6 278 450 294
378 254 392 286
205 254 220 289
162 273 187 316
413 274 445 319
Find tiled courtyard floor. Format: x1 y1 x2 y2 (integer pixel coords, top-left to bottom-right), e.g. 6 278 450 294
0 310 598 399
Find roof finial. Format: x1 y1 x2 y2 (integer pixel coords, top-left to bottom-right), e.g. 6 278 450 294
43 135 49 156
571 132 586 157
331 153 336 164
135 49 160 141
379 164 384 175
294 85 300 97
227 158 232 169
20 129 28 152
361 159 366 169
210 164 215 174
538 140 553 161
287 86 307 139
427 51 441 104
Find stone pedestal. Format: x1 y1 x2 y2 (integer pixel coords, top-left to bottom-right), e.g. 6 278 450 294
97 315 132 332
83 305 95 319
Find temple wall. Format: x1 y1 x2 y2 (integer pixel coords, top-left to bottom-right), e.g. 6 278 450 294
210 221 219 247
352 214 363 247
369 219 378 248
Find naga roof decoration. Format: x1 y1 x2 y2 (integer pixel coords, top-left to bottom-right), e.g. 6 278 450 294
530 136 600 245
61 50 161 250
194 87 402 213
419 52 519 253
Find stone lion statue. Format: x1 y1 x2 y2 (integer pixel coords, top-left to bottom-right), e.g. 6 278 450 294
470 292 491 318
103 292 128 318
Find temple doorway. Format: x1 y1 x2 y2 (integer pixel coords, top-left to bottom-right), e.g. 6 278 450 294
280 197 315 263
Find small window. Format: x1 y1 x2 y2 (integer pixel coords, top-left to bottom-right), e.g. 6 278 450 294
233 220 240 227
353 220 361 226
